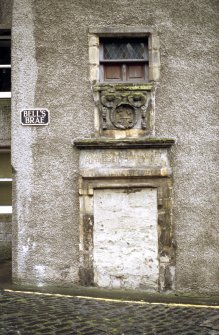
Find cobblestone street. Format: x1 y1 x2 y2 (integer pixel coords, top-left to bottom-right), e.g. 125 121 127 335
0 289 219 335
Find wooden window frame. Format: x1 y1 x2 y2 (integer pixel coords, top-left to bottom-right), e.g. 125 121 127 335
0 149 12 214
88 28 160 84
99 38 149 83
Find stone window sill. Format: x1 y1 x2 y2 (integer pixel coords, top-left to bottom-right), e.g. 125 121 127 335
93 82 154 93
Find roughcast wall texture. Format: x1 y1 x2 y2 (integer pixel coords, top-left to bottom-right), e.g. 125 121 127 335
0 0 12 25
11 0 219 293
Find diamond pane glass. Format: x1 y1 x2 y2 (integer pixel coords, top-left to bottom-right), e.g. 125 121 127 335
103 40 146 60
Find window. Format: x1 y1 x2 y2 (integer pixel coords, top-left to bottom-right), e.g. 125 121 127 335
88 29 160 135
0 151 12 214
0 29 11 98
100 38 148 82
0 29 11 214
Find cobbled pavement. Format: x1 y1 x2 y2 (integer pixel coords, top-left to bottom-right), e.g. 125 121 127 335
0 290 219 335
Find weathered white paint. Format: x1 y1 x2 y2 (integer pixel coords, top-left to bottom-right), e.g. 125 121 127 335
93 188 159 290
34 265 46 287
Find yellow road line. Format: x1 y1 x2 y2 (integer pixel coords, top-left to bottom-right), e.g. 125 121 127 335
4 289 219 309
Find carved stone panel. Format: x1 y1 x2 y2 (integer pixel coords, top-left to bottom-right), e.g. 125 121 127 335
93 84 155 136
111 104 137 129
100 91 151 130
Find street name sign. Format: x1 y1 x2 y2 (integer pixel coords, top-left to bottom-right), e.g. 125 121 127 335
21 109 50 125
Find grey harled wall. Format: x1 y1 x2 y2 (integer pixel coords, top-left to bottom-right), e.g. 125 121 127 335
12 0 219 293
0 215 12 261
0 0 12 25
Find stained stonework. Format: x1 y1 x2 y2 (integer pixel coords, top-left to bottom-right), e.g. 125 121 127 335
93 84 155 137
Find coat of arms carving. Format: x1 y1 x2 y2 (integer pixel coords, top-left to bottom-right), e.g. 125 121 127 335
111 104 137 129
93 84 155 135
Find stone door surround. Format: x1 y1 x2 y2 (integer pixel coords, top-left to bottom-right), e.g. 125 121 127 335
74 138 175 292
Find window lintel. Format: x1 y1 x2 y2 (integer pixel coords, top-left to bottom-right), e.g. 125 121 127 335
88 27 156 37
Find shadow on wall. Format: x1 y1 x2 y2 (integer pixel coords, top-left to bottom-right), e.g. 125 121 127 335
0 213 12 284
0 260 12 284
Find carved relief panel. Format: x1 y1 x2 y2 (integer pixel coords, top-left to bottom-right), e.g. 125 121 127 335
93 84 155 137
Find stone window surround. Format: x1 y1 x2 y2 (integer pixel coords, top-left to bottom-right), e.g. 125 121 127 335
88 27 160 85
88 27 160 136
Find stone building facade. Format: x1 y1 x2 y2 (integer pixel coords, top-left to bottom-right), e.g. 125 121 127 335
0 0 218 294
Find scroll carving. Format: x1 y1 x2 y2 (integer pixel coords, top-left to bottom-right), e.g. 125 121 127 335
98 90 152 131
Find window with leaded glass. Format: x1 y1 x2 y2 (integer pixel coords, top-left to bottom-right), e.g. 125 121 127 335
100 38 148 82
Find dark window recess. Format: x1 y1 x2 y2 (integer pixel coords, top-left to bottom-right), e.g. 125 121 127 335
0 30 11 92
100 38 148 82
0 151 12 207
0 182 12 206
0 69 11 92
0 152 12 179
